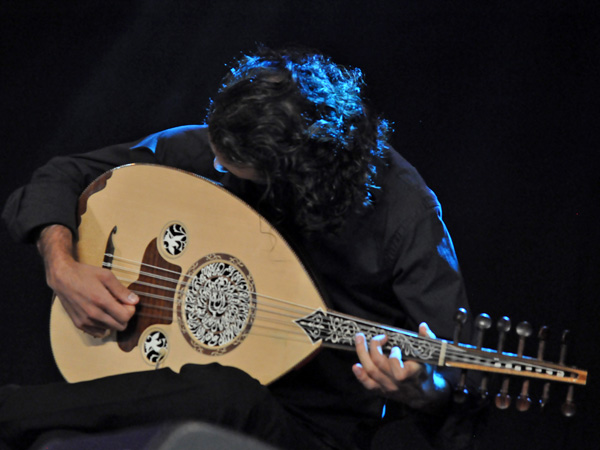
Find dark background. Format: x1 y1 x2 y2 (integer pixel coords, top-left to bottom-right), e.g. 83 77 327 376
1 1 598 448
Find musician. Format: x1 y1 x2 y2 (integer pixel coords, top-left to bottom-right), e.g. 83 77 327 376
1 47 475 449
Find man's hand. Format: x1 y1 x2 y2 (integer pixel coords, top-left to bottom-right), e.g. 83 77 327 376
37 224 138 337
352 323 450 411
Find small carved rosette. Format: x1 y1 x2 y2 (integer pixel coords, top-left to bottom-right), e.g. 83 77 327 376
177 253 256 355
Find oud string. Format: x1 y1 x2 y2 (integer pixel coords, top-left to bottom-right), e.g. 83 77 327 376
105 254 317 311
103 253 327 340
102 254 464 355
103 255 564 375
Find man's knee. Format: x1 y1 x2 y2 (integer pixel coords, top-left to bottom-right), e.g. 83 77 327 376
177 364 272 421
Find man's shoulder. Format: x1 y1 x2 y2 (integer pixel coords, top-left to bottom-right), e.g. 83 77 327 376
131 124 208 153
378 147 440 215
156 124 208 139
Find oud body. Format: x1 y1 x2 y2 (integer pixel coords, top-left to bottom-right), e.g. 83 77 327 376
50 164 324 384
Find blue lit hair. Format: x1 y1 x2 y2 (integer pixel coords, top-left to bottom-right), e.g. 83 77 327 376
207 46 391 233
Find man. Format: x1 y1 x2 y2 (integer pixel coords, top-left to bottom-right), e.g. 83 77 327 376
1 47 473 449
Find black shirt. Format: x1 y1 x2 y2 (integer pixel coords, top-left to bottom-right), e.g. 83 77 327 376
2 124 472 449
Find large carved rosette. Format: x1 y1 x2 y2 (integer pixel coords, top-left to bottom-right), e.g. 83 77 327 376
177 254 256 355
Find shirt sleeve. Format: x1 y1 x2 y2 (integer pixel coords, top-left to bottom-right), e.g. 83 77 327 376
2 125 216 243
388 204 469 342
386 206 483 450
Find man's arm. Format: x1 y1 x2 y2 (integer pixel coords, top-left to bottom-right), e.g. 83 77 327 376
2 126 218 337
37 224 139 337
351 199 469 412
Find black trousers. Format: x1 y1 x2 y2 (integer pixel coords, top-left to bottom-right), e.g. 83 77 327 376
0 364 339 450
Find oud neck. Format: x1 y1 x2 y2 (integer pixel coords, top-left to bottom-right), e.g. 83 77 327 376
296 308 445 362
294 309 587 386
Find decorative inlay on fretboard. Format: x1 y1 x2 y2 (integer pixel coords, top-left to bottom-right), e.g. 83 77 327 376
294 309 439 361
294 309 585 384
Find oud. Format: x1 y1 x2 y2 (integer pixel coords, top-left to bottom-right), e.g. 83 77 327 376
50 164 587 413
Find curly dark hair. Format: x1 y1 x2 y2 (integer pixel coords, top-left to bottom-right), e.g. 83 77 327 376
207 47 391 234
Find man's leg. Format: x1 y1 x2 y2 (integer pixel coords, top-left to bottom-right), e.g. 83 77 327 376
0 364 337 450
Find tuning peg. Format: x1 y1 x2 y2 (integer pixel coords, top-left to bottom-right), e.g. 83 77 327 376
515 321 533 412
536 326 551 410
474 313 492 399
474 313 492 348
494 316 512 410
559 330 570 365
561 386 576 417
453 372 469 404
495 378 511 410
453 308 468 344
537 326 549 359
496 316 511 354
451 308 468 403
516 380 532 412
540 383 551 411
516 321 533 357
559 330 577 417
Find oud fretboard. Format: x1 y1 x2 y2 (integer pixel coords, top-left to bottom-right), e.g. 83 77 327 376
294 309 586 385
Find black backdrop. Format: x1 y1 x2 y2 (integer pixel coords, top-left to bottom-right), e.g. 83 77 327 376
1 1 598 449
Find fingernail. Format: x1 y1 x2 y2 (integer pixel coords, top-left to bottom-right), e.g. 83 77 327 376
128 293 139 304
355 333 363 344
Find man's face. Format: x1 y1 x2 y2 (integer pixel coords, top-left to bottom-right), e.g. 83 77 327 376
210 142 263 183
